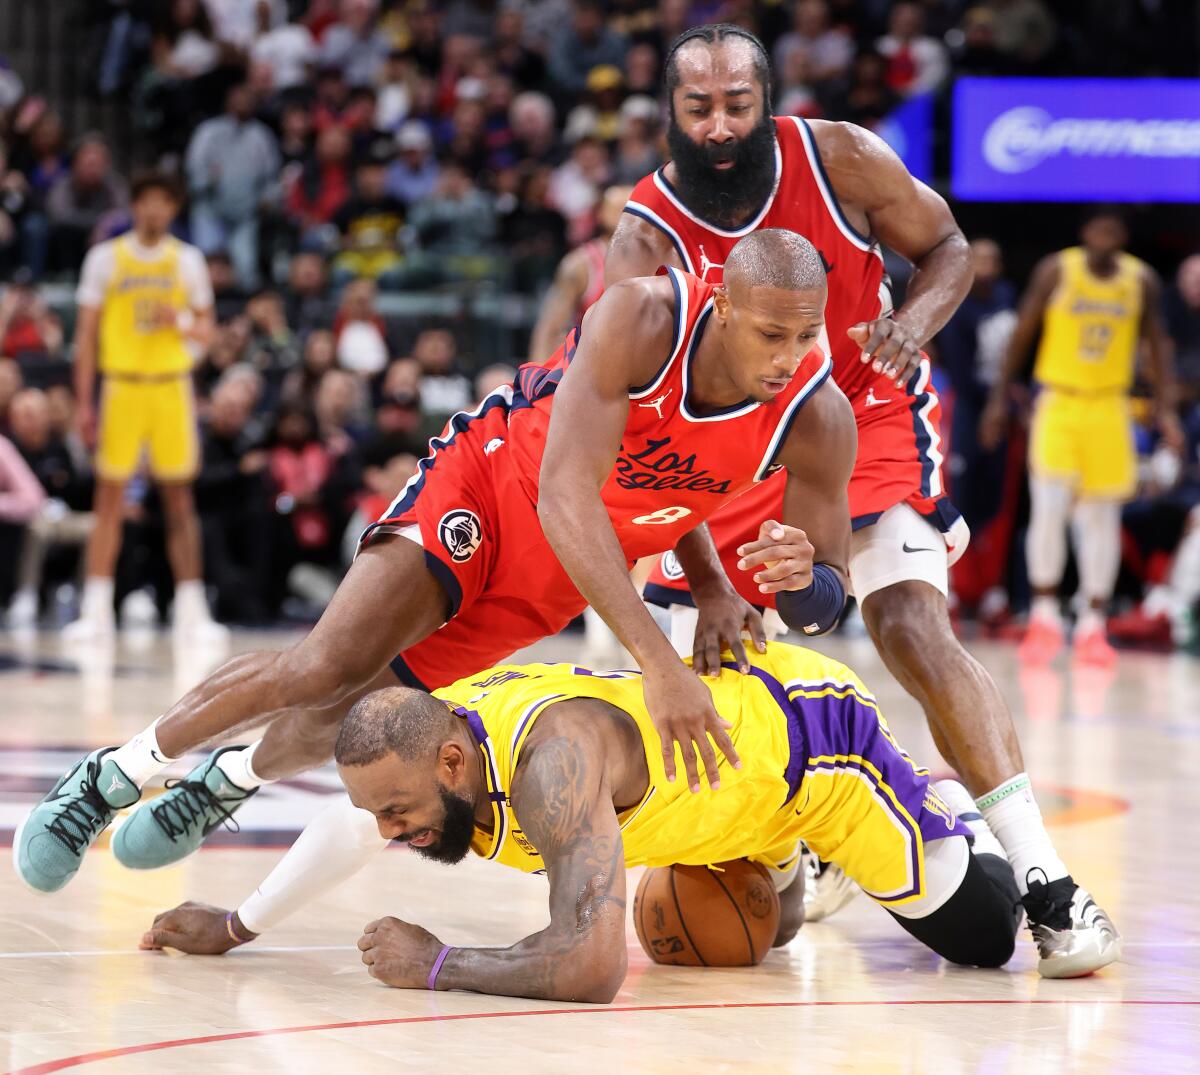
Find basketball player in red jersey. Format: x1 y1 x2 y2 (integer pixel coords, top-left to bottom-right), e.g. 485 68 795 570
17 230 856 894
528 184 634 362
609 25 1117 977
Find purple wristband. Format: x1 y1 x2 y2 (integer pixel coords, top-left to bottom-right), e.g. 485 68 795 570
427 944 453 990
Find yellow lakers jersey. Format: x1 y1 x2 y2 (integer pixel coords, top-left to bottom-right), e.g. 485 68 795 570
433 645 864 875
99 235 194 375
1034 247 1144 393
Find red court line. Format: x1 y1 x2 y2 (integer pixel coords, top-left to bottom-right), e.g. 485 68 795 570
9 999 1198 1075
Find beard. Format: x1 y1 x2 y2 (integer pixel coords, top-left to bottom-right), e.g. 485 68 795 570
403 784 478 865
665 112 778 230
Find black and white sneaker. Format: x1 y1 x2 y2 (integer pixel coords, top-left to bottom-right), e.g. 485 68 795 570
1021 870 1122 978
802 846 858 922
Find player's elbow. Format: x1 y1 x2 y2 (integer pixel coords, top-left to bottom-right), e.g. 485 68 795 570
567 946 626 1004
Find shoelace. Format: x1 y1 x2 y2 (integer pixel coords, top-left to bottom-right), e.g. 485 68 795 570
149 779 243 842
1022 868 1074 931
46 759 113 853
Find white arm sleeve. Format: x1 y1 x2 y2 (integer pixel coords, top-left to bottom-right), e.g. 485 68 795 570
179 243 215 310
75 242 114 308
236 794 389 935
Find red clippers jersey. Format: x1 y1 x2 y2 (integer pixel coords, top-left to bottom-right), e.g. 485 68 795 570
509 267 832 561
625 117 891 403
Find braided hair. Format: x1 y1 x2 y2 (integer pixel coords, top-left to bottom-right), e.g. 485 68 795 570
663 24 773 113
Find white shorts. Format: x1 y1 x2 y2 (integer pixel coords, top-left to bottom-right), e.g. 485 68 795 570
661 605 790 659
849 503 970 603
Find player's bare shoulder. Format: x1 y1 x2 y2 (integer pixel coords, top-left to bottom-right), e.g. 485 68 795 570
776 375 857 484
606 211 681 286
578 274 680 386
807 120 904 209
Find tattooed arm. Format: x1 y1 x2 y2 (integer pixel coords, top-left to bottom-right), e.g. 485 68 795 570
358 712 630 1003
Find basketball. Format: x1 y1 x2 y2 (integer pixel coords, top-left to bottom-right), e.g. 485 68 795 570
634 859 781 967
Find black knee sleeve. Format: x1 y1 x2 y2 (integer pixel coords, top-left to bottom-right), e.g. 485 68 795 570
887 852 1020 968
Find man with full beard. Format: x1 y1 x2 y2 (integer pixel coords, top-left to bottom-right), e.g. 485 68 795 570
617 24 1118 979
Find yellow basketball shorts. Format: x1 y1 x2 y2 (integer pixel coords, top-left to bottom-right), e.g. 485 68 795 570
1029 388 1136 499
96 376 199 483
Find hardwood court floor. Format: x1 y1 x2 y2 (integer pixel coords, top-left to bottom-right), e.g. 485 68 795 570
1 628 1197 1074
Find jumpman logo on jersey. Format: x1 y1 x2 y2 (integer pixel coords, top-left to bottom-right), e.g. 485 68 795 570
865 386 891 407
697 244 724 281
638 389 673 420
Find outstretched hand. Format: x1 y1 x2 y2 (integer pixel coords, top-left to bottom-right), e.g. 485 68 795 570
139 901 250 955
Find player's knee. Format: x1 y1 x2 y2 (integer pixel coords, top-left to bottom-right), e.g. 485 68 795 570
864 582 953 677
942 923 1015 969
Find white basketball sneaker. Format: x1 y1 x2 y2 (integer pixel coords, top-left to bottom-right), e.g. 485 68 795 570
1021 870 1123 978
801 846 858 922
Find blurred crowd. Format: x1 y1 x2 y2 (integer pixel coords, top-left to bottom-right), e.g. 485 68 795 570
1 0 1199 642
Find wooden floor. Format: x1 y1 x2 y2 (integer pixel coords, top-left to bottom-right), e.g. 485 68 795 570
1 627 1198 1074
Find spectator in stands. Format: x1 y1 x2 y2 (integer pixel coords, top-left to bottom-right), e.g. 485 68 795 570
412 328 472 420
496 163 567 293
387 121 439 204
332 137 406 287
243 289 300 390
186 83 280 289
45 135 128 273
876 1 949 97
266 400 336 612
374 356 424 438
205 0 287 51
773 0 855 85
340 429 420 563
196 372 271 622
315 367 369 450
251 5 317 91
0 142 36 278
408 158 497 275
376 50 419 132
285 124 352 248
278 101 314 169
547 0 628 100
826 47 898 129
0 357 22 431
550 134 612 244
475 362 517 403
284 251 333 336
0 431 45 610
509 91 563 168
20 110 69 203
320 0 390 87
4 387 93 628
988 0 1058 69
1166 254 1200 409
195 318 250 398
283 328 338 406
152 0 222 81
206 250 248 321
0 271 64 359
333 279 389 376
624 41 662 97
492 6 547 91
612 95 662 184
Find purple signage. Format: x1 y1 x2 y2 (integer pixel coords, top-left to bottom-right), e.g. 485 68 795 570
952 78 1200 202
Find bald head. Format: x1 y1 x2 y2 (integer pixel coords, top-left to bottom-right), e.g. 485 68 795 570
335 686 459 768
724 229 827 296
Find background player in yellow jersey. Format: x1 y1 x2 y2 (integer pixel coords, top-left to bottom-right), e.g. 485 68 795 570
66 173 225 643
139 641 1117 988
982 207 1181 666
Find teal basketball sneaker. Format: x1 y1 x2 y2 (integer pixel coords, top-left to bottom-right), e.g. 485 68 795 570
112 746 258 869
14 748 141 893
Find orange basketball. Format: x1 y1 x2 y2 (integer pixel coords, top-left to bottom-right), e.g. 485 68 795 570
633 859 780 967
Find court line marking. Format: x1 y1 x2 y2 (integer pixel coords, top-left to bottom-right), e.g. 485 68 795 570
9 999 1200 1075
2 940 1197 960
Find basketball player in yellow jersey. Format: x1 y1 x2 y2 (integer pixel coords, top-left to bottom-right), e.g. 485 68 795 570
982 208 1182 666
143 641 1121 992
66 173 225 643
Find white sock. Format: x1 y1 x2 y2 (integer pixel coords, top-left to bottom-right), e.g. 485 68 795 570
933 779 1006 860
1076 607 1105 633
81 576 115 618
976 773 1069 895
174 579 212 621
214 740 271 791
108 717 179 788
1030 596 1061 625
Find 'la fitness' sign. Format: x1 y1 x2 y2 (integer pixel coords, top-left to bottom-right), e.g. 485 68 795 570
952 78 1200 201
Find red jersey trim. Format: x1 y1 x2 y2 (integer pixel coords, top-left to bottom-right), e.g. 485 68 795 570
622 201 696 275
754 353 834 480
788 117 875 254
630 266 691 399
